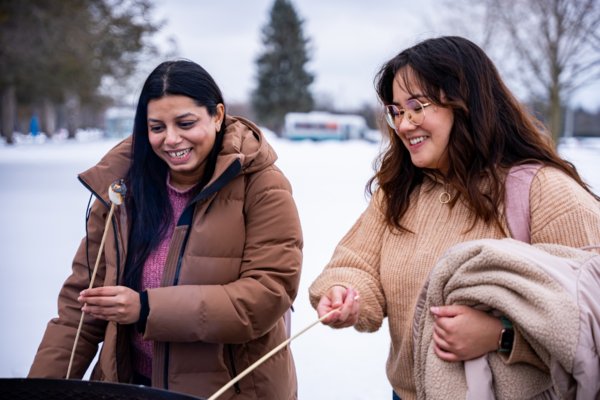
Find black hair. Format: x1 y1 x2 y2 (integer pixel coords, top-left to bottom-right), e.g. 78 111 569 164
123 60 225 290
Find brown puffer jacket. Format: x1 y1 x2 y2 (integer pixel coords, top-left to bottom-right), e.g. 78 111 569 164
28 116 303 400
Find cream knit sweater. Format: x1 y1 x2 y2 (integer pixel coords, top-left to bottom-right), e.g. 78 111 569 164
309 167 600 400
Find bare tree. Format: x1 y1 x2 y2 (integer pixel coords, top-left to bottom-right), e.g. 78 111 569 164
444 0 600 146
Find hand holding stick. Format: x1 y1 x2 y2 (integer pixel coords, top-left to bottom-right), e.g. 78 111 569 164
207 295 360 400
66 181 126 379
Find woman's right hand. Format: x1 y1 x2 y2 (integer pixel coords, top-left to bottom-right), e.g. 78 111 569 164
317 286 361 328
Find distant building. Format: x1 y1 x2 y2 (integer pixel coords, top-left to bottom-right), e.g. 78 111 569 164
283 111 368 140
572 108 600 137
105 107 135 138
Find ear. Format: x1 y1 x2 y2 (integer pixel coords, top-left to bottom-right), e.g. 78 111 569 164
214 103 225 126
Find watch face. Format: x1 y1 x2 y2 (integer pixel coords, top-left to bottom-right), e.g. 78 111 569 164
501 330 515 350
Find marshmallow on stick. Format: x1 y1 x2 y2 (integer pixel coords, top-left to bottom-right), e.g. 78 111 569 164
66 181 126 379
108 180 126 205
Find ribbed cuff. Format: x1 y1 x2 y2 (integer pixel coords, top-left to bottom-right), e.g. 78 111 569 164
136 290 149 335
498 324 549 372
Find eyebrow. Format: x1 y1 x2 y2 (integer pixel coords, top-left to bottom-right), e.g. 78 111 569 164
175 112 195 119
148 112 196 123
390 94 426 106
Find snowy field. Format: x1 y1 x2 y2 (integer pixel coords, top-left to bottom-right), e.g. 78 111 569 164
0 133 599 400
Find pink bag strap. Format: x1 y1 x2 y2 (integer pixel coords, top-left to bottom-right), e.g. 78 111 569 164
283 308 292 338
504 164 542 244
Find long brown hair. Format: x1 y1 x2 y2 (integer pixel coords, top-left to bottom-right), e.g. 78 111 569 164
369 36 598 232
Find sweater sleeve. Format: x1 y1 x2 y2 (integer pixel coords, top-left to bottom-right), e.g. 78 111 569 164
502 167 600 367
530 167 600 249
498 325 549 372
308 191 388 333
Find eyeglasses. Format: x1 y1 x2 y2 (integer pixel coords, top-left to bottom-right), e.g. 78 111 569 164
383 99 432 129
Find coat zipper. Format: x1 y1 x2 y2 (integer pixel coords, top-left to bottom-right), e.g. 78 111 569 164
161 160 242 390
228 344 242 394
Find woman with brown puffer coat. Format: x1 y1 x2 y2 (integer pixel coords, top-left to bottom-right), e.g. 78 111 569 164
28 60 303 400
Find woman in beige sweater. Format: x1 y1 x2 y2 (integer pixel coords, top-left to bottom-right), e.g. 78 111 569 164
309 36 600 400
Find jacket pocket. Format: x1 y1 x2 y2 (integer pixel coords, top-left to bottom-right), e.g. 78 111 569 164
226 344 242 394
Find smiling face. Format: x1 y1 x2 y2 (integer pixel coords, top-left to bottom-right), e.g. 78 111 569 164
391 69 454 172
147 95 224 189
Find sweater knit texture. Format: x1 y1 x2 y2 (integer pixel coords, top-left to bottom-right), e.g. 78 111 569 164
308 167 600 400
131 176 197 378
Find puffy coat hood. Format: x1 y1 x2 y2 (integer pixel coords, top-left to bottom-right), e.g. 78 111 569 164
78 115 277 203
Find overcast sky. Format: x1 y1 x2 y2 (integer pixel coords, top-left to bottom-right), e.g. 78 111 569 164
147 0 600 112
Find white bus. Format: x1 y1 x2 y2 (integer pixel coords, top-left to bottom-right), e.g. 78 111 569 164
283 111 368 140
105 106 135 138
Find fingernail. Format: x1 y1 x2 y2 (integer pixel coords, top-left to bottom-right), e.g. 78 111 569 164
82 307 87 312
80 291 85 296
430 307 439 314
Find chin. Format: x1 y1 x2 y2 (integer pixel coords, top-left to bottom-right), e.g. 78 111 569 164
171 164 196 173
410 158 432 170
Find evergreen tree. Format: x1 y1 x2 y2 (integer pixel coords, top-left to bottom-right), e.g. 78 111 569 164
252 0 314 134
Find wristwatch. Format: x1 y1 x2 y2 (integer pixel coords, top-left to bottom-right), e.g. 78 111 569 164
498 316 514 353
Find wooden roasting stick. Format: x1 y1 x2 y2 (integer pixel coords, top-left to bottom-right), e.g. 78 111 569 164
66 181 126 379
208 295 361 400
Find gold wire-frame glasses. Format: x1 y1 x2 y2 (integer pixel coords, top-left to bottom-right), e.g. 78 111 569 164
383 99 432 129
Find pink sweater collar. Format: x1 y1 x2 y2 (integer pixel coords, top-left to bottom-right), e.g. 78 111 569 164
166 171 199 195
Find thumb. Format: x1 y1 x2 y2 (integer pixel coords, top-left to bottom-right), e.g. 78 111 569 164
330 286 348 308
430 305 464 317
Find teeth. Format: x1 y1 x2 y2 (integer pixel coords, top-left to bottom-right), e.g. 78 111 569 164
410 137 426 145
168 149 191 159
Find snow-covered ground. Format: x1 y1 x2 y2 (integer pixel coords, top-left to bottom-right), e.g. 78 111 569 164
0 134 598 399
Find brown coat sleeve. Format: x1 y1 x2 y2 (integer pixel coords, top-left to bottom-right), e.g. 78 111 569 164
144 166 303 344
28 198 109 378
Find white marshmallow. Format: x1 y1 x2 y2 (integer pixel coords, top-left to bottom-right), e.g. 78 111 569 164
109 184 124 205
109 187 122 205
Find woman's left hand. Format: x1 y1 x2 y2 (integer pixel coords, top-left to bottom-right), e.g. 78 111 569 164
430 305 503 362
79 286 141 325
